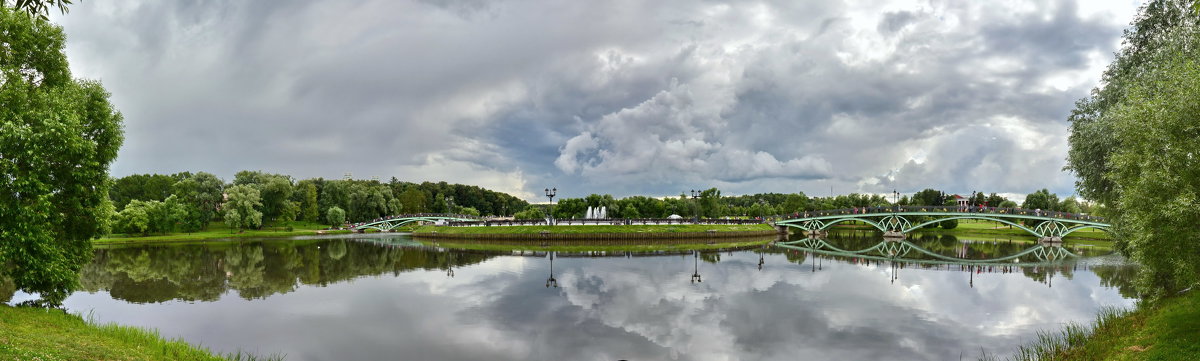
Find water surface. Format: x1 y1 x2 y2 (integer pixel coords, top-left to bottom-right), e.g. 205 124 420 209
20 233 1136 360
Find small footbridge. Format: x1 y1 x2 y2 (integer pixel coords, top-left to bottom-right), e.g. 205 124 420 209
775 206 1111 242
349 213 481 232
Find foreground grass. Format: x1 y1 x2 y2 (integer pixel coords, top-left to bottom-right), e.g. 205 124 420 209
413 223 775 235
984 290 1200 360
96 221 350 244
0 305 282 361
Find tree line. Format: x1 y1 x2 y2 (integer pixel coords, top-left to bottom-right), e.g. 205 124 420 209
105 171 530 234
513 187 1091 224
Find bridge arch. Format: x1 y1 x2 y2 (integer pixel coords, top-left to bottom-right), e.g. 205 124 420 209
779 217 887 232
352 214 479 231
902 215 1043 238
1059 224 1114 238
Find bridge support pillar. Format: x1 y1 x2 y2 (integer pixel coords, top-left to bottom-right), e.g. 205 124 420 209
883 231 904 239
1039 236 1063 244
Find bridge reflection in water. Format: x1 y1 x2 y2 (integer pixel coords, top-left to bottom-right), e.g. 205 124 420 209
774 236 1106 288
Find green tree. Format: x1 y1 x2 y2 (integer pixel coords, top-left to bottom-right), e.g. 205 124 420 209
623 207 641 219
432 193 447 213
259 175 294 222
146 195 186 234
278 200 300 230
0 7 124 305
985 193 1007 207
114 200 152 235
109 173 179 210
1067 0 1200 208
325 206 346 227
553 198 587 219
95 193 116 236
1021 189 1059 211
1058 196 1082 214
910 189 943 206
1100 31 1200 297
396 187 428 214
223 185 263 232
698 188 722 218
3 0 73 19
172 172 224 232
781 193 809 214
300 182 319 222
513 206 545 220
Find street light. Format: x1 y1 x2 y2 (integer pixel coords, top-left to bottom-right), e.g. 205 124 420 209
691 251 702 283
545 187 557 225
893 190 899 212
690 189 700 223
546 252 558 288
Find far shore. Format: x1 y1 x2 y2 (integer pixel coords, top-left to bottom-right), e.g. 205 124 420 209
91 218 1111 246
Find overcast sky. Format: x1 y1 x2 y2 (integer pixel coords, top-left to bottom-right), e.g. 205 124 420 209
52 0 1142 201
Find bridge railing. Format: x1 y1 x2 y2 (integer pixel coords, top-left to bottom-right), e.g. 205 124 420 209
778 206 1105 223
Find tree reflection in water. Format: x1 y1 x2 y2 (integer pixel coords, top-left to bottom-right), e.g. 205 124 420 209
79 239 494 304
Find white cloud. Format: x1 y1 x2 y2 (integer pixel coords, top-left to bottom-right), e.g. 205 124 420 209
52 0 1140 200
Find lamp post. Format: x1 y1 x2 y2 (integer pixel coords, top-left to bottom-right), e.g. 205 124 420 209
545 187 556 225
691 251 702 283
690 189 700 224
893 190 899 212
545 252 558 288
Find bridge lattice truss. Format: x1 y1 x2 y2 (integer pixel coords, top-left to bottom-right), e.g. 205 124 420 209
776 238 1078 266
775 211 1111 239
352 214 481 231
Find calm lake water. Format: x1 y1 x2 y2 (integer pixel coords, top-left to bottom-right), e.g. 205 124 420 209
16 233 1136 360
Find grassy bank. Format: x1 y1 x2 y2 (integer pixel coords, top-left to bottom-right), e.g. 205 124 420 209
96 221 350 244
0 305 281 361
413 223 775 235
985 291 1200 360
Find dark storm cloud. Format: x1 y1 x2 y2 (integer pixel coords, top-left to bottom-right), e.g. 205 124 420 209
53 0 1137 200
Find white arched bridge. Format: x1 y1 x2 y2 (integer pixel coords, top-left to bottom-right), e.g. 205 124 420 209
775 206 1111 242
348 214 481 232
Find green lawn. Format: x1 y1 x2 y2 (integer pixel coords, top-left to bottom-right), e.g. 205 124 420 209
96 221 350 244
0 305 280 361
986 290 1200 360
412 223 775 235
